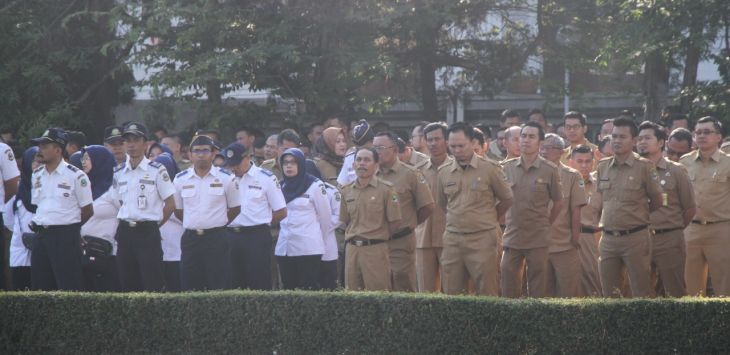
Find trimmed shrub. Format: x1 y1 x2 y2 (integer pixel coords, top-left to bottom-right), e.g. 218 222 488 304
1 291 729 353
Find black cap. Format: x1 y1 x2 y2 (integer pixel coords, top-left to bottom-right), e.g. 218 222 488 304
31 128 68 147
352 119 373 146
189 135 216 148
122 122 148 138
222 142 248 166
104 125 124 143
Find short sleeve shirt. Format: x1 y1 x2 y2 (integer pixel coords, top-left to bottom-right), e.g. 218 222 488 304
112 157 176 222
229 164 287 227
580 172 602 229
31 161 93 225
377 160 433 230
339 177 401 241
415 157 452 248
502 156 562 249
0 142 20 201
650 157 695 229
173 167 240 229
549 164 587 253
680 149 730 223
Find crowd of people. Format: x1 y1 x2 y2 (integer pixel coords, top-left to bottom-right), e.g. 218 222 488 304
0 107 728 298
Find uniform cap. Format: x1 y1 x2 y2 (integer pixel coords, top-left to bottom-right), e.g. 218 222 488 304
104 125 124 143
352 119 373 146
222 142 248 166
31 128 68 147
122 122 148 138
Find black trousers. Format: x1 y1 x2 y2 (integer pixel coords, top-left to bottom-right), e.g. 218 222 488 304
229 225 272 290
163 261 181 292
277 254 322 290
180 228 230 291
83 255 121 292
115 222 164 292
31 224 84 291
11 266 31 291
318 260 338 290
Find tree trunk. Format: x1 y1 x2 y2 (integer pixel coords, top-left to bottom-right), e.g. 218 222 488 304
419 56 438 122
643 51 670 122
680 20 703 111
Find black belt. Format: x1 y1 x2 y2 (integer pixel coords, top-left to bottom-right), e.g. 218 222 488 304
691 219 730 225
186 226 226 236
581 226 601 234
652 227 684 235
36 223 80 230
228 224 268 233
120 220 158 228
603 225 648 237
390 227 413 240
348 238 385 247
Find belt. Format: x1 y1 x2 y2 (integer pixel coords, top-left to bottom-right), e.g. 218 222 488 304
120 220 158 228
228 224 268 233
390 227 413 240
186 227 226 236
691 219 730 225
652 227 684 235
38 223 79 230
348 238 385 247
581 226 601 234
603 225 648 237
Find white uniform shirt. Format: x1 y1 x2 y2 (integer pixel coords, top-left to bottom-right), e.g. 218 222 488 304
275 180 332 257
112 157 176 222
322 182 341 261
0 143 20 201
229 164 286 227
80 191 120 255
336 151 356 186
160 215 184 261
173 167 240 230
3 196 32 267
31 160 93 225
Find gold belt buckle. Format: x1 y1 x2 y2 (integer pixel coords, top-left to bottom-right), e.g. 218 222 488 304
195 229 205 236
354 240 364 247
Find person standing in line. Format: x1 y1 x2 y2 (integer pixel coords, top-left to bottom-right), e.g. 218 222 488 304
30 128 94 290
112 122 176 292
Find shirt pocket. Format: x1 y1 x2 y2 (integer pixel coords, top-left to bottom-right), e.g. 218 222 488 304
621 180 642 201
209 186 224 196
710 174 728 194
180 186 196 198
444 181 459 198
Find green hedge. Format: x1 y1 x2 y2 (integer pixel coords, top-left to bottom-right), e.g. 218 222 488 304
1 291 729 353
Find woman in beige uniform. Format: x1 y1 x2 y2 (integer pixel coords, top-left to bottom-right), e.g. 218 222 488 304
313 127 347 186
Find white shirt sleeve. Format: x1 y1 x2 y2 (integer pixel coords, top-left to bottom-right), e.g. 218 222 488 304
326 184 342 231
172 177 184 210
225 175 240 208
336 154 354 186
265 174 287 212
74 172 93 208
156 167 176 201
1 144 20 182
311 181 332 243
3 197 15 230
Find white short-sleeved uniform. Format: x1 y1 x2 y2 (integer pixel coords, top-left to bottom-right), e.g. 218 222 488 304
173 167 240 230
229 164 286 227
322 183 341 261
160 215 184 261
0 142 20 201
80 190 120 255
275 180 332 257
336 151 356 186
3 196 33 267
112 157 176 222
31 161 93 225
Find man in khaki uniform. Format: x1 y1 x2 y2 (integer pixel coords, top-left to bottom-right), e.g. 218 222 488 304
596 117 663 298
340 147 402 291
436 122 513 296
373 132 434 292
680 116 730 296
560 111 600 165
570 145 603 296
501 122 563 298
636 121 695 297
415 122 453 292
540 133 586 297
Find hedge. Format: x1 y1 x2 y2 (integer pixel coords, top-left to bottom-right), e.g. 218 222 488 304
1 291 729 354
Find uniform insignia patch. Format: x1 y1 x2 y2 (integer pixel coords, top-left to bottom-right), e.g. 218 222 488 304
578 179 585 187
649 169 658 180
335 192 341 202
391 193 399 202
416 171 426 184
162 172 170 181
321 184 327 195
80 179 88 187
227 150 234 158
5 149 14 161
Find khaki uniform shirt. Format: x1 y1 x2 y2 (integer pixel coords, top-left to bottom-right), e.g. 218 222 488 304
680 149 730 223
340 177 401 241
560 139 599 165
580 172 602 229
407 150 430 168
377 160 433 231
436 154 512 234
549 164 587 253
502 156 562 249
650 157 695 230
314 157 340 186
415 156 452 248
596 152 663 230
260 158 283 181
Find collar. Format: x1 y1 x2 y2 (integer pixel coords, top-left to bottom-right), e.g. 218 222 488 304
610 152 637 167
184 166 218 180
378 159 403 175
516 155 542 169
245 162 258 178
125 156 150 172
655 157 668 170
354 177 379 189
450 154 479 172
43 160 68 176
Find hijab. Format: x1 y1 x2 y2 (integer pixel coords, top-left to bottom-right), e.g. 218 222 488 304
154 152 179 180
15 147 38 213
314 127 344 169
280 148 318 203
69 151 83 169
80 145 115 200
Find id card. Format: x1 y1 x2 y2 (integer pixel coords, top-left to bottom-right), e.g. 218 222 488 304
138 195 147 210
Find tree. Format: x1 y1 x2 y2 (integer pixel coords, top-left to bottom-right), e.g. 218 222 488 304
0 0 135 144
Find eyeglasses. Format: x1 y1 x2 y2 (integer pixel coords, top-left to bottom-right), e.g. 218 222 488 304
191 148 212 155
694 130 718 136
373 145 395 151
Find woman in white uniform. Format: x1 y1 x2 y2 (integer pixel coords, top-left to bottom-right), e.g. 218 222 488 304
275 148 332 290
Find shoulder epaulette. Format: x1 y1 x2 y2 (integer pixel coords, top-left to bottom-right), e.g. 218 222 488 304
324 182 337 190
543 159 558 169
261 159 275 168
148 161 162 169
502 157 519 165
33 166 44 174
259 168 273 177
598 156 612 162
176 169 190 178
66 164 79 173
114 163 125 173
437 159 454 171
218 168 232 176
379 178 394 187
345 147 356 156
